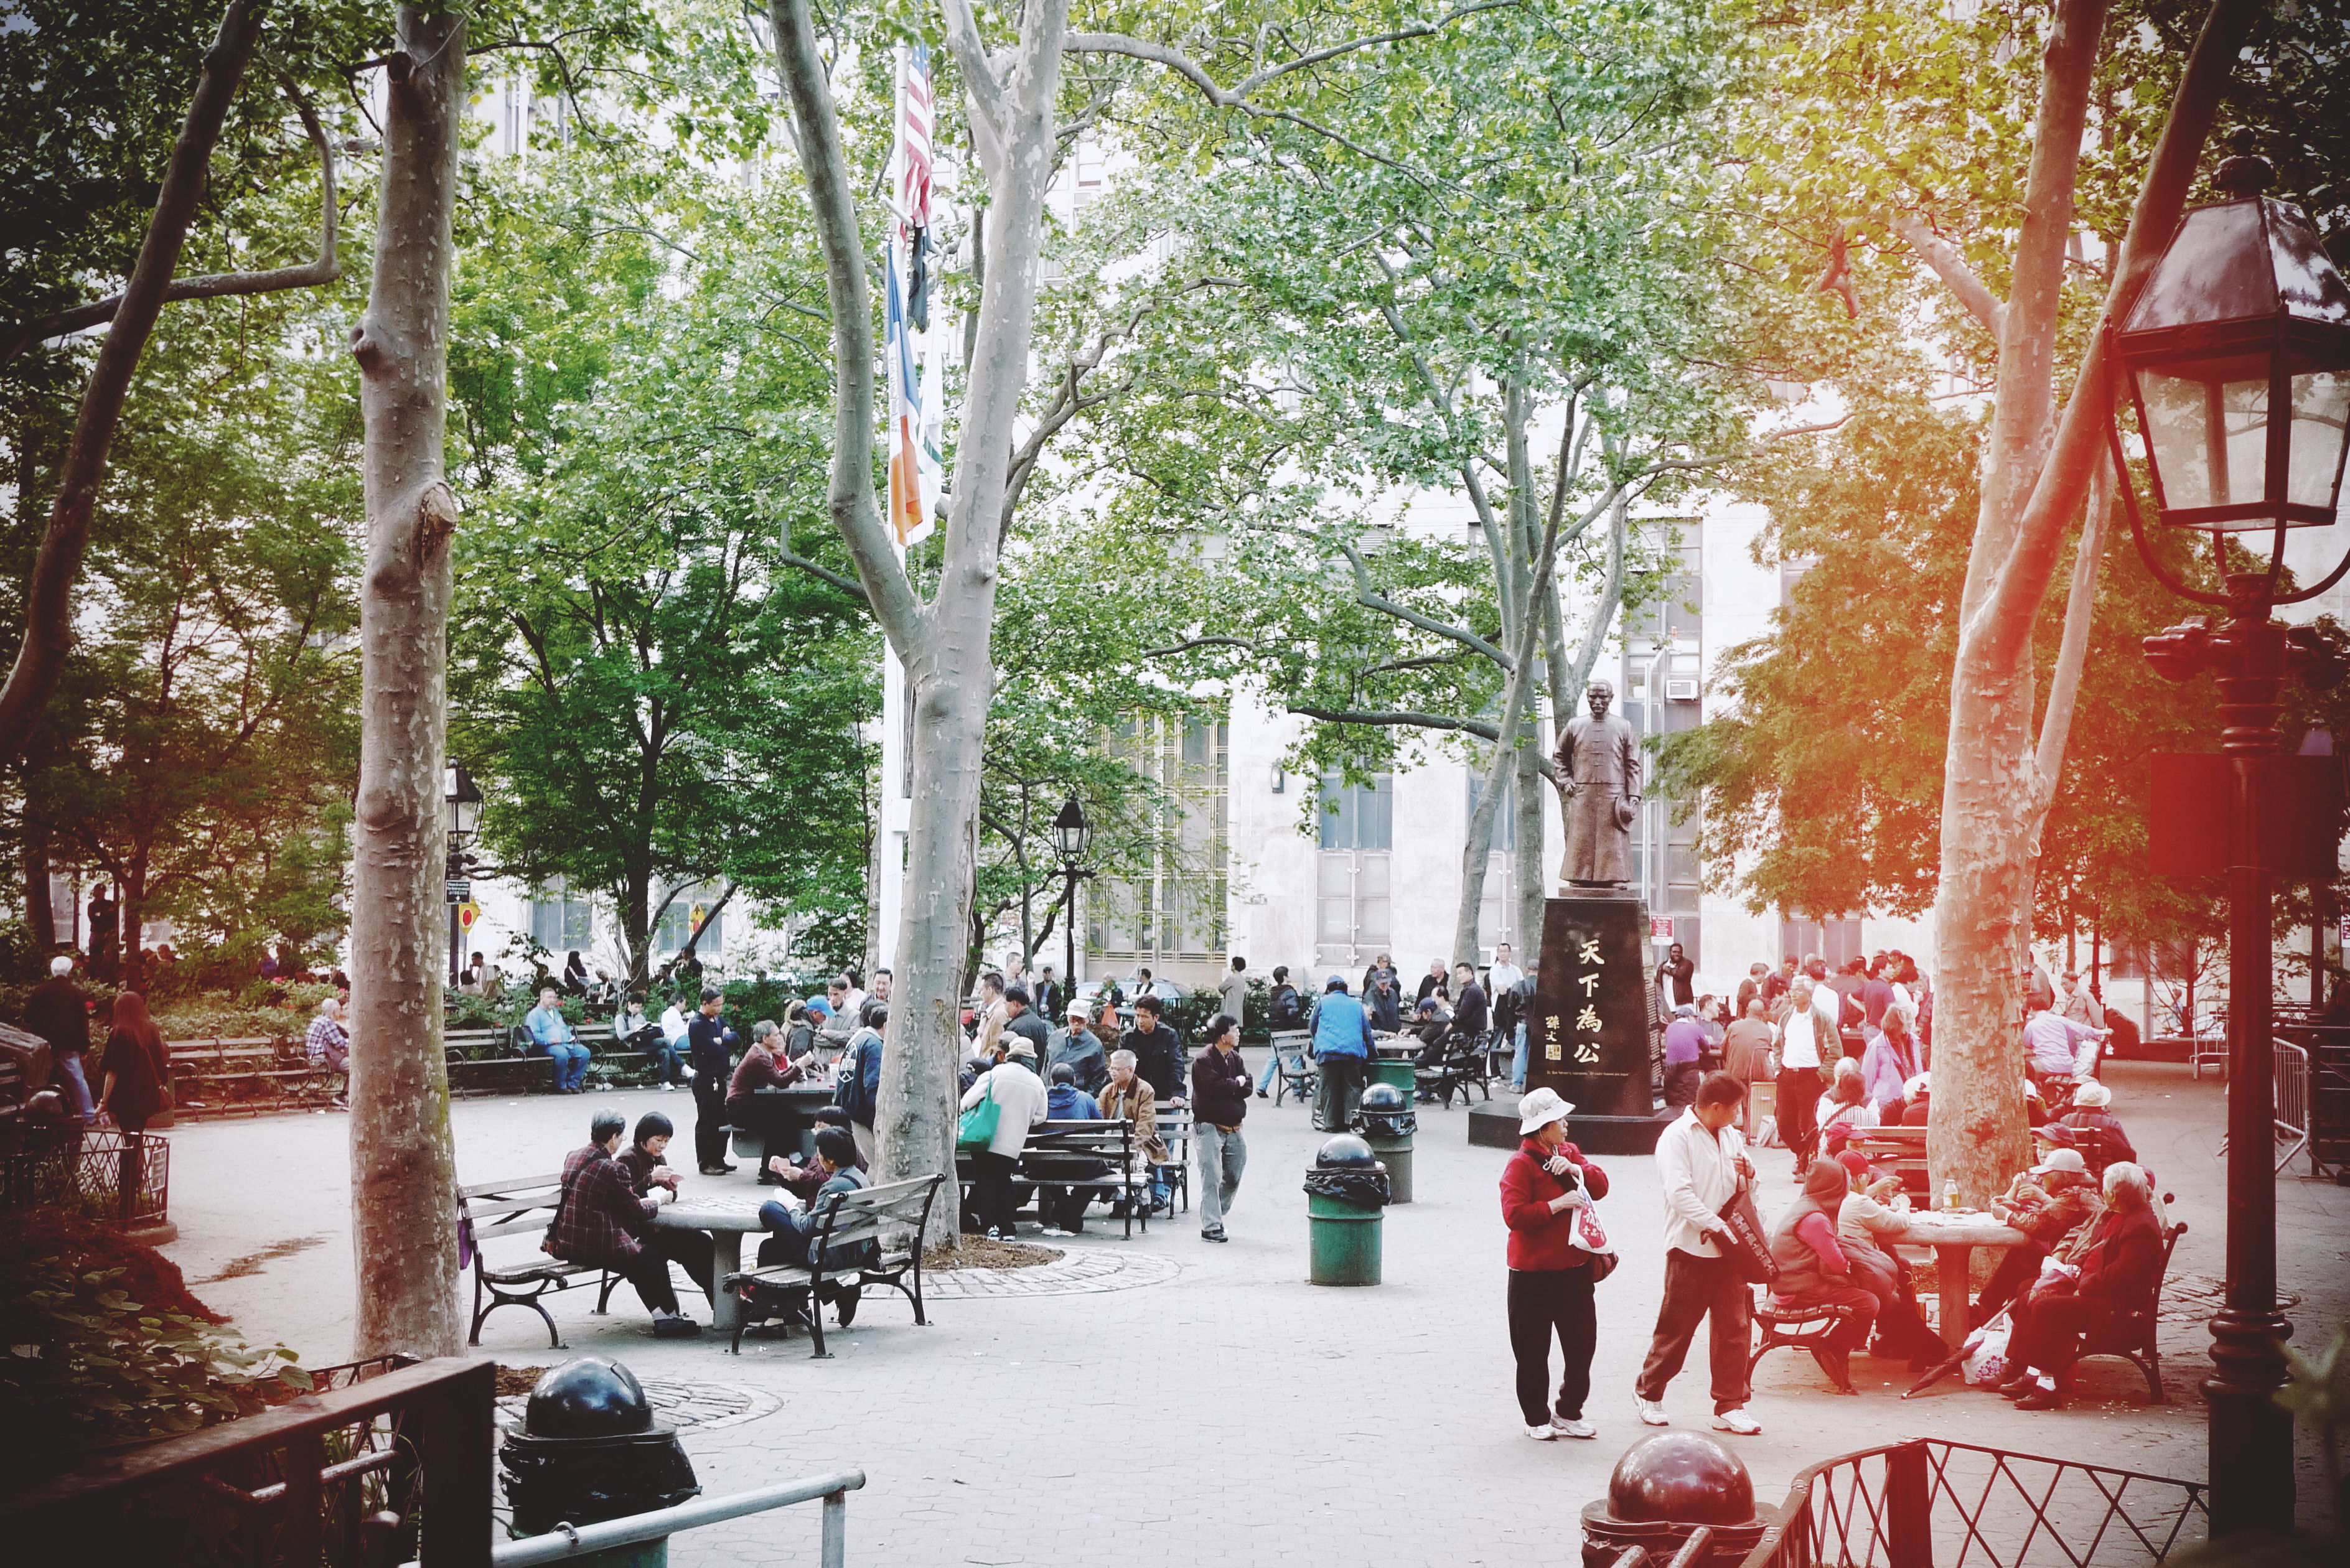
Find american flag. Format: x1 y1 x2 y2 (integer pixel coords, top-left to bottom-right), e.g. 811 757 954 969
897 43 933 236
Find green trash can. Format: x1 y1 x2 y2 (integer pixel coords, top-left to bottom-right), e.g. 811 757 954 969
1305 1134 1390 1286
1359 1082 1415 1204
1369 1058 1414 1103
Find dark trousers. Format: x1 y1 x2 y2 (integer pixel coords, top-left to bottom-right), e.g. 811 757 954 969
971 1150 1019 1236
1664 1063 1701 1108
1975 1238 2051 1320
614 1249 681 1317
1507 1267 1598 1426
1314 1057 1366 1131
1637 1248 1753 1414
1776 1066 1821 1165
692 1073 729 1169
1848 1239 1939 1356
2008 1292 2122 1379
1772 1282 1880 1353
645 1227 714 1302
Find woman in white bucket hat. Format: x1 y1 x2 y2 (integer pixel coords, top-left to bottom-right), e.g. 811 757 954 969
1498 1088 1611 1441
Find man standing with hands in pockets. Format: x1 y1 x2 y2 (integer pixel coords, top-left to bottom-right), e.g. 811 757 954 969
1634 1071 1763 1435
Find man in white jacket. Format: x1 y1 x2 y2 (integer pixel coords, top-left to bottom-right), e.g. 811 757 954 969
960 1038 1049 1240
1633 1072 1763 1435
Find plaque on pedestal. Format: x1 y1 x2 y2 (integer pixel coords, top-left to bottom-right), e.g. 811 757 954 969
1527 892 1673 1154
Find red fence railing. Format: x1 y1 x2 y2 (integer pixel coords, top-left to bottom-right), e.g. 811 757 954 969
1739 1438 2208 1568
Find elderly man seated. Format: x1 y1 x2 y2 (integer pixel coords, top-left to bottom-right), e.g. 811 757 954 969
547 1108 699 1337
1998 1162 2165 1410
2052 1079 2135 1173
306 996 351 1106
1048 1004 1111 1094
753 1127 874 1326
1099 1048 1173 1216
525 986 592 1093
767 1105 867 1198
1976 1146 2105 1319
728 1018 810 1169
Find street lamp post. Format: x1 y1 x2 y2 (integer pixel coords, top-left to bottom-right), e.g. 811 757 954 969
444 765 483 985
1051 793 1092 996
2112 152 2350 1536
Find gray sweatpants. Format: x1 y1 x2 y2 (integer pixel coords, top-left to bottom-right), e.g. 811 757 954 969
1196 1122 1247 1235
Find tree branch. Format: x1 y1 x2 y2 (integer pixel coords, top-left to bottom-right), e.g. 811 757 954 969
777 549 871 606
0 73 339 372
767 0 926 653
1290 705 1562 783
1891 212 2004 337
2027 464 2110 845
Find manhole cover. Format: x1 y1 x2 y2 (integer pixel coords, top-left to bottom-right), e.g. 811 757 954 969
497 1378 780 1434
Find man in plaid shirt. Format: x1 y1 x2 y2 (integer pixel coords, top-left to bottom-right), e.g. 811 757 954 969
305 997 350 1106
548 1109 701 1337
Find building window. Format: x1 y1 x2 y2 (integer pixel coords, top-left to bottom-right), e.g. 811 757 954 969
1317 773 1392 851
1780 915 1864 969
530 882 594 951
1088 712 1229 974
1314 772 1393 966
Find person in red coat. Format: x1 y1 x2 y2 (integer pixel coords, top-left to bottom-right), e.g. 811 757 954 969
1500 1087 1611 1440
2000 1161 2165 1409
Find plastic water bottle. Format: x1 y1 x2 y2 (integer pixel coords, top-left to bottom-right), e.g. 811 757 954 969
1942 1178 1960 1212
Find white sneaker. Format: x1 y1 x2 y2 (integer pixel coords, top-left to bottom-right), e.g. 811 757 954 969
1711 1409 1762 1435
1524 1422 1560 1440
1552 1417 1596 1439
1634 1397 1670 1427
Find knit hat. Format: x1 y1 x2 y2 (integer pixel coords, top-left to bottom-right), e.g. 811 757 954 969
2071 1080 2112 1108
1004 1037 1037 1060
1836 1150 1873 1180
1326 974 1348 992
1803 1158 1850 1205
1516 1087 1575 1137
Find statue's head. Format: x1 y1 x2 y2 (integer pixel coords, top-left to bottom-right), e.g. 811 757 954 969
1586 681 1615 721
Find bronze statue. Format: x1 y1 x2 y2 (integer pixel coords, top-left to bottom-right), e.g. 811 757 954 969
1555 681 1640 887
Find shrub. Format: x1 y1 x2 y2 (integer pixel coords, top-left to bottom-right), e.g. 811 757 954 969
0 1210 309 1472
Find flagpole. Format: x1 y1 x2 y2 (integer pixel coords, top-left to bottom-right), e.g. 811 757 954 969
873 45 912 981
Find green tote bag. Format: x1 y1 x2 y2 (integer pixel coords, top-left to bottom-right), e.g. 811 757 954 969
956 1075 1001 1153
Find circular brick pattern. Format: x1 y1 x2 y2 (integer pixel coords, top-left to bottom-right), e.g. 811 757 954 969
497 1378 781 1434
923 1246 1181 1299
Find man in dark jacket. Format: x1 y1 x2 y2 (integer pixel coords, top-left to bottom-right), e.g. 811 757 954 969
26 954 93 1123
1048 1005 1111 1094
1122 996 1184 1105
2000 1162 2166 1409
835 1010 886 1166
548 1109 700 1336
686 990 739 1175
1191 1013 1252 1243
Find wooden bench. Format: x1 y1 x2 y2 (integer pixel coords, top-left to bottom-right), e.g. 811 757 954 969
1845 1126 1930 1198
955 1121 1153 1239
1266 1030 1316 1108
1413 1029 1498 1108
459 1173 606 1348
724 1172 943 1356
445 1021 619 1096
1155 1108 1192 1215
169 1035 342 1114
2072 1206 2189 1402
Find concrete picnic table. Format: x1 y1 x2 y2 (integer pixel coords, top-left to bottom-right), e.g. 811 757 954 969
1886 1210 2030 1348
655 1190 773 1338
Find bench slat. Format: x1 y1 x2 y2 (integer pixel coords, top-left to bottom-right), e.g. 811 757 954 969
460 1174 564 1198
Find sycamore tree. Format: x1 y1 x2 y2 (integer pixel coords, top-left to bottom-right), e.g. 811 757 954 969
1726 0 2342 1206
447 155 875 987
1051 0 1748 961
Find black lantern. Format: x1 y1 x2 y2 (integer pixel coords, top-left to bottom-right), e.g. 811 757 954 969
2114 151 2350 1541
444 764 484 846
1051 793 1090 867
2114 155 2350 558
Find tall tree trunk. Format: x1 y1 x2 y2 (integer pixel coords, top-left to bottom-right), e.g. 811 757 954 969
769 0 1067 1238
1513 737 1545 957
0 0 269 764
22 811 54 953
347 6 465 1361
1927 0 2249 1204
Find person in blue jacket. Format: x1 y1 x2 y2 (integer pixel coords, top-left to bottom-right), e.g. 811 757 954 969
834 1006 886 1166
1308 974 1376 1132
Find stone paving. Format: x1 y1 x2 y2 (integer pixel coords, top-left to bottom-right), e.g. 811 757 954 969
156 1058 2349 1566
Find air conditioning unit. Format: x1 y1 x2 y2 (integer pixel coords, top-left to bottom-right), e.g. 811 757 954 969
1664 678 1700 702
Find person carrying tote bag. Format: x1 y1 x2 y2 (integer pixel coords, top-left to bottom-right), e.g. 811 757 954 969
1499 1088 1611 1442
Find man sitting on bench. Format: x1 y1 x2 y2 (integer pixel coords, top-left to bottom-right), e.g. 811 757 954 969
548 1108 701 1338
1998 1161 2162 1411
755 1127 871 1323
767 1106 867 1198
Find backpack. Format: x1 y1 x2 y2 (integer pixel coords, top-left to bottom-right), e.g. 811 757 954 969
1268 984 1304 1029
835 1030 882 1125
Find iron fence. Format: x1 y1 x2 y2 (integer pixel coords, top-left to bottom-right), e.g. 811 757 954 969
1739 1438 2209 1568
0 1125 169 1228
1 1355 492 1567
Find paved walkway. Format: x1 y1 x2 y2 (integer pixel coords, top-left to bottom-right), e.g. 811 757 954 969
157 1060 2347 1564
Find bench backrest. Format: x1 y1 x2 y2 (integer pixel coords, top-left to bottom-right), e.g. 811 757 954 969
808 1173 943 1258
1024 1119 1134 1159
459 1175 567 1249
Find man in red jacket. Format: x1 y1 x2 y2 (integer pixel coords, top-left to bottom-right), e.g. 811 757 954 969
2000 1162 2165 1409
1500 1087 1611 1440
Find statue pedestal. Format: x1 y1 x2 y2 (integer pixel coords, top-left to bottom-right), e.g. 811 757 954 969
1471 891 1673 1155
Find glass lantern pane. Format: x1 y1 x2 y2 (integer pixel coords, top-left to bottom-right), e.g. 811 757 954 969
2137 366 2269 511
2288 368 2350 511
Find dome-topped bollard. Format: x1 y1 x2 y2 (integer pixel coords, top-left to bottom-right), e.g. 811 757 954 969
500 1357 701 1566
1357 1082 1417 1203
1579 1432 1778 1566
1304 1134 1390 1285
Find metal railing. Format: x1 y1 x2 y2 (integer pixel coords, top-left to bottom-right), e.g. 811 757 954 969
0 1355 494 1567
489 1470 866 1567
1738 1439 2207 1568
1611 1528 1716 1568
2215 1040 2313 1175
0 1124 169 1227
